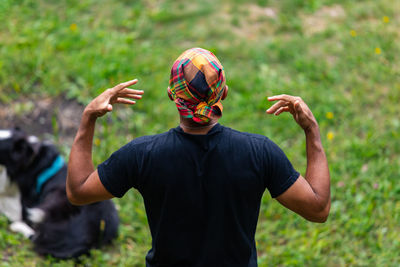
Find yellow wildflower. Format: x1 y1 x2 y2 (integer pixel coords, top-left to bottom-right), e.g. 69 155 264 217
383 16 389 23
350 30 357 37
14 84 21 93
326 112 334 119
375 47 381 55
94 138 101 146
69 23 78 32
327 132 334 141
100 219 105 231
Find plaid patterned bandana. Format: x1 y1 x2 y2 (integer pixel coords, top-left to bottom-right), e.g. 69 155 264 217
168 48 226 124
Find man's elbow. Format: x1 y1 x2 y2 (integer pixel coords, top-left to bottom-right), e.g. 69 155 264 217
307 202 330 223
304 212 329 223
66 186 86 206
309 212 329 223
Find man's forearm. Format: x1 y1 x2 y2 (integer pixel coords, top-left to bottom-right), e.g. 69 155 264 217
66 112 97 197
65 79 141 204
304 124 331 210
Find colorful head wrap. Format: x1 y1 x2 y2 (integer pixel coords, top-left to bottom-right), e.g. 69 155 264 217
168 47 226 124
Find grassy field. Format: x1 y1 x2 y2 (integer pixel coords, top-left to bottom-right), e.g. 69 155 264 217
1 0 400 266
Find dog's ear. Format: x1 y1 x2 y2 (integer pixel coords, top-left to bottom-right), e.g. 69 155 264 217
13 126 24 135
11 137 34 163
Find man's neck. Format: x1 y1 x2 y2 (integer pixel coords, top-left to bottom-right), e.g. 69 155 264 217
179 117 219 135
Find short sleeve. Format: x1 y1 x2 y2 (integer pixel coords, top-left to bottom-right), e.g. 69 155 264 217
263 139 300 198
97 142 141 198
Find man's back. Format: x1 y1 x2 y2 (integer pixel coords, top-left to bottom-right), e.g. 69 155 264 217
98 124 299 266
67 48 330 267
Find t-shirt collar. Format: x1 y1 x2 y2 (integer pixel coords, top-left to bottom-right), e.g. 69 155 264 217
174 123 223 136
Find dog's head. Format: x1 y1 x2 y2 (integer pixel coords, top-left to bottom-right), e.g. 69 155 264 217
0 128 40 173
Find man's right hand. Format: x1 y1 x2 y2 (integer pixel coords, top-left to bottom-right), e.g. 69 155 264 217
266 94 318 132
67 79 144 205
84 79 144 119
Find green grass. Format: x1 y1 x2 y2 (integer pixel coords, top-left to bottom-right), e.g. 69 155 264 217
1 0 400 266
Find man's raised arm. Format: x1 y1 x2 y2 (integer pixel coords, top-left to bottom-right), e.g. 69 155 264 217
267 94 330 223
66 79 143 205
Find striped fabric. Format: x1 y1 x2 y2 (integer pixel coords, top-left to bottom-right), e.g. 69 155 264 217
168 48 226 124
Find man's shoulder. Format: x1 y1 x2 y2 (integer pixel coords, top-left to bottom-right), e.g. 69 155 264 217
221 125 270 143
123 125 274 151
131 131 169 142
122 129 176 152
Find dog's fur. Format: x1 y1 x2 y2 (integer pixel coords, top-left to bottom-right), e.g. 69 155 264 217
0 165 35 238
0 128 119 259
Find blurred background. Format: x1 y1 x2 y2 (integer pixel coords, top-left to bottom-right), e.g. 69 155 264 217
0 0 399 266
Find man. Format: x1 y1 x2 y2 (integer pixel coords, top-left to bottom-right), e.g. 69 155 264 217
67 48 330 266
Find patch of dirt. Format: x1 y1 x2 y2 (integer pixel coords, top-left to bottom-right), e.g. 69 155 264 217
0 96 84 146
218 3 278 40
246 4 277 20
302 5 346 36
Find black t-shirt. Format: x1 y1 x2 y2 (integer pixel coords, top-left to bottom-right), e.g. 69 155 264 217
98 124 299 267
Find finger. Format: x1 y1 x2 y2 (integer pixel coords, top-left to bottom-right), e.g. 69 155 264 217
119 88 144 95
118 93 143 100
113 79 138 92
266 100 289 114
116 98 136 105
268 94 297 103
294 100 302 112
274 106 290 116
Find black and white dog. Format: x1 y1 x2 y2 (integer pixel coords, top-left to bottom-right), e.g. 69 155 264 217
0 128 119 259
